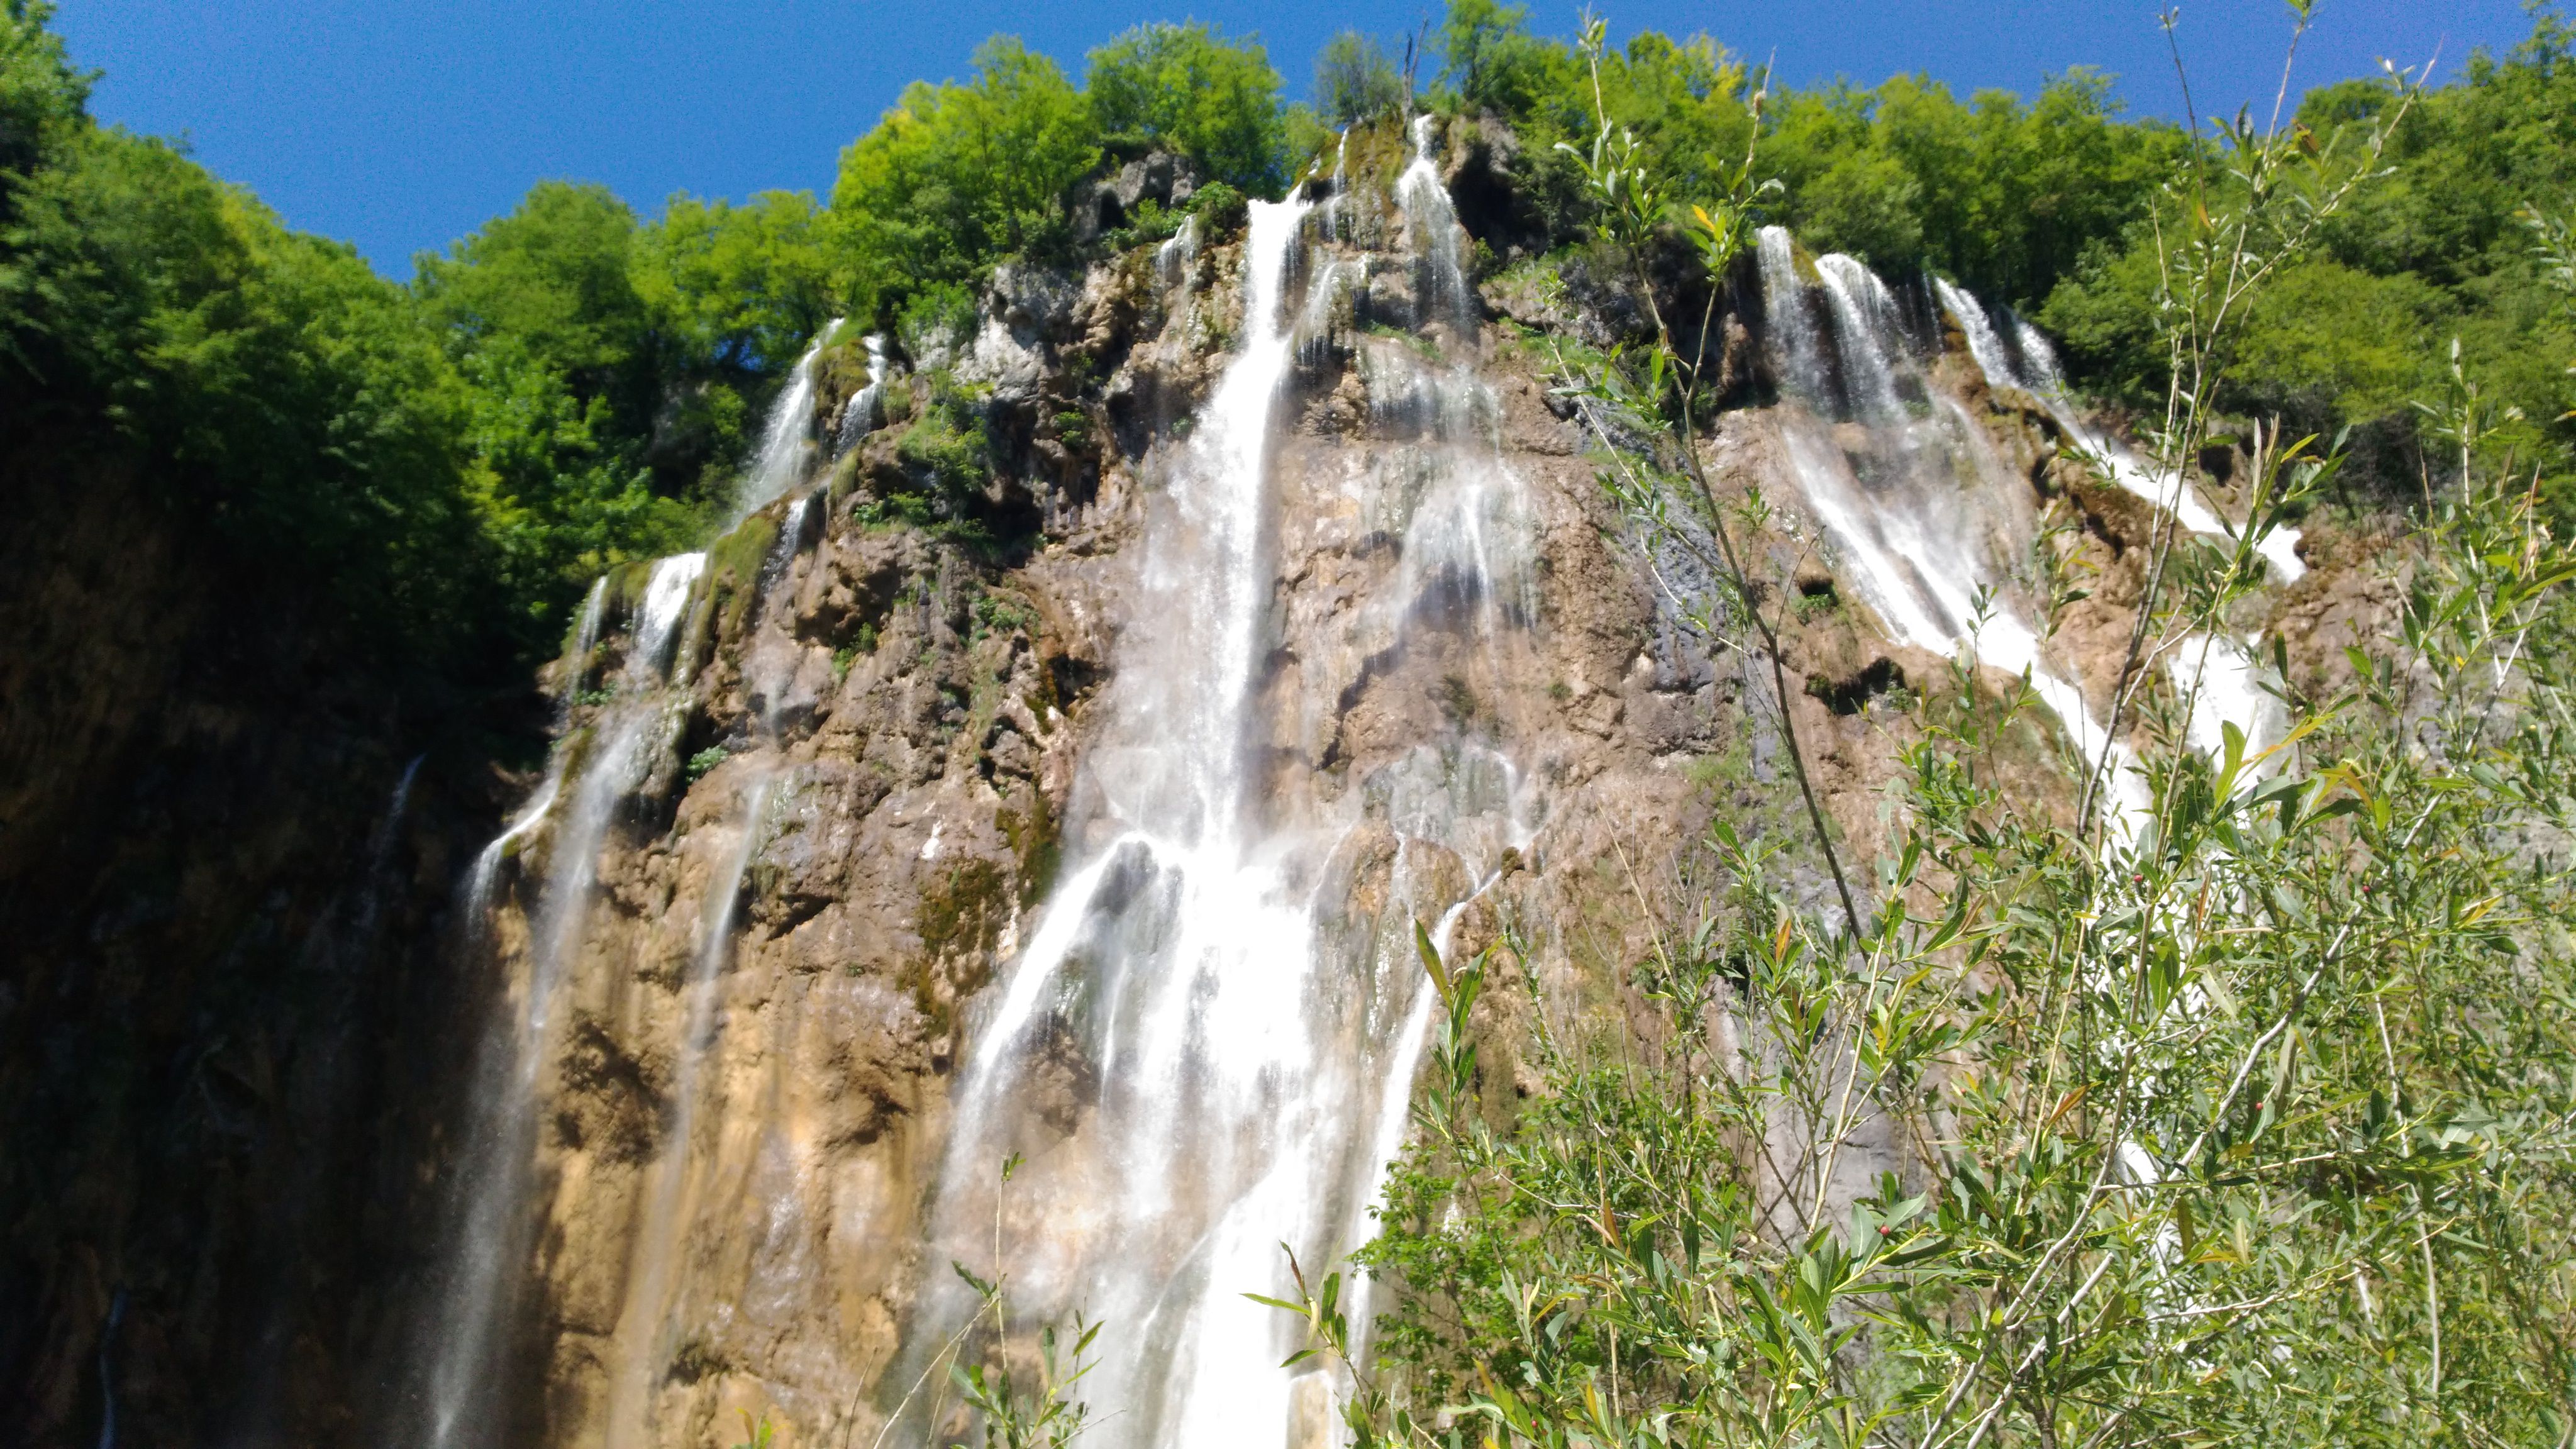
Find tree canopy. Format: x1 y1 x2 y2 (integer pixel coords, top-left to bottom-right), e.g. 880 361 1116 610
1086 21 1288 194
11 0 2576 678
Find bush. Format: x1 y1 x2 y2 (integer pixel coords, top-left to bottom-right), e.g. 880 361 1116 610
896 280 978 367
0 70 492 670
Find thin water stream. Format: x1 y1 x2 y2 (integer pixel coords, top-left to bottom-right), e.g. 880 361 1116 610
421 550 709 1449
1755 228 2153 837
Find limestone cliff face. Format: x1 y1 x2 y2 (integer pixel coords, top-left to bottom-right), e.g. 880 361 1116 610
438 145 1790 1446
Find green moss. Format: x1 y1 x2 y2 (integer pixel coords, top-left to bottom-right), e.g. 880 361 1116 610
704 511 780 640
997 791 1062 902
895 384 991 496
906 857 1013 1033
918 857 1009 961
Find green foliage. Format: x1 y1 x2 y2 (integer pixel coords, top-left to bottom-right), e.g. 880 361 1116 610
631 189 834 374
1315 31 1406 129
416 180 652 391
881 1155 1102 1449
414 181 697 641
1439 0 1577 121
1430 0 2173 311
2041 15 2576 507
413 175 837 650
828 38 1098 323
1085 21 1287 196
0 0 84 194
1284 103 1339 182
2231 258 2451 420
1763 70 2183 308
684 745 728 783
896 375 992 496
1187 178 1246 235
727 1410 775 1449
948 1291 1099 1449
897 280 979 365
0 48 490 670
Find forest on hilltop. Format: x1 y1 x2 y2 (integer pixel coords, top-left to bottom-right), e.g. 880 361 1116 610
8 0 2573 691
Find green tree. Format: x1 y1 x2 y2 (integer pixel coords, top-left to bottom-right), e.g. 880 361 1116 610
1085 21 1287 195
828 38 1099 321
1438 0 1570 119
413 180 699 635
1314 31 1405 129
414 180 652 406
631 188 833 375
0 33 491 669
0 0 83 197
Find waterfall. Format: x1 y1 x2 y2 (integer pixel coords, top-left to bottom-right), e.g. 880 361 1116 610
885 152 1535 1448
1932 279 2295 761
1397 114 1470 331
1319 128 1350 242
1755 229 2151 837
1155 214 1199 293
2167 631 2287 770
736 319 845 521
1934 279 2305 582
836 333 889 454
420 550 710 1449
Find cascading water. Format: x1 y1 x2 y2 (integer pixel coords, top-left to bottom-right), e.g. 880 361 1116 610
1754 228 2152 835
604 773 775 1449
738 318 845 521
419 550 709 1449
1933 278 2294 761
1934 279 2305 583
884 143 1537 1449
836 333 891 455
1397 114 1471 331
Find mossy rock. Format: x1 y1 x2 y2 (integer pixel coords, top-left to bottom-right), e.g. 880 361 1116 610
906 855 1013 1034
997 789 1061 902
705 511 782 643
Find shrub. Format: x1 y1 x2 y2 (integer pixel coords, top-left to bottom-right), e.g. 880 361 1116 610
828 38 1099 322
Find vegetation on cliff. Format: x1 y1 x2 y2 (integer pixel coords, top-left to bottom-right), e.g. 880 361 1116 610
14 0 2576 1436
14 0 2576 681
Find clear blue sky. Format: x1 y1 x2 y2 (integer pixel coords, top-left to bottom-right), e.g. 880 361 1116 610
55 0 2534 277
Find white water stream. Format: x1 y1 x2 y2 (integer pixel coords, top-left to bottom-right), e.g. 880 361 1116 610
1755 228 2151 837
1933 278 2293 766
421 550 708 1449
1934 279 2305 583
604 772 775 1448
889 127 1534 1449
737 319 845 522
